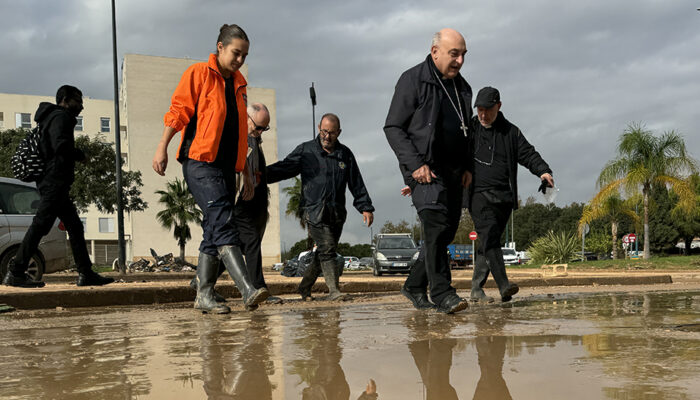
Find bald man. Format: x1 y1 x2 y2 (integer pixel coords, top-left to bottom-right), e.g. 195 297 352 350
384 28 473 314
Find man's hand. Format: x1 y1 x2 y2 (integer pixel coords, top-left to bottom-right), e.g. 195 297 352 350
462 170 472 188
412 164 436 184
540 173 554 188
362 211 374 227
152 146 168 176
400 186 412 196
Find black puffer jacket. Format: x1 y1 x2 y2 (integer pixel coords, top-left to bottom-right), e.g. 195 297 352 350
467 112 552 210
384 55 473 186
267 136 374 225
34 102 84 190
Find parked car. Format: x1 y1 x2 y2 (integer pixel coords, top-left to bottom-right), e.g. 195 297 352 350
372 233 419 276
501 247 520 265
0 177 69 281
358 257 374 268
572 251 598 262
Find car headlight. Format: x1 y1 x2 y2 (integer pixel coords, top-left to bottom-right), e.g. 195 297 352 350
376 252 387 261
412 251 419 260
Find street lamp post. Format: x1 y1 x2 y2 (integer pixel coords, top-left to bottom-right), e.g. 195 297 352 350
111 0 126 274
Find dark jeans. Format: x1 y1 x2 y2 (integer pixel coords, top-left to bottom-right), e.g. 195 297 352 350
234 203 268 289
307 220 343 263
470 191 512 292
404 174 462 305
12 184 92 275
182 159 240 256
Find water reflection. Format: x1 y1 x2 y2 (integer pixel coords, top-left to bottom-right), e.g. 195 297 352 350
198 314 274 399
472 316 512 400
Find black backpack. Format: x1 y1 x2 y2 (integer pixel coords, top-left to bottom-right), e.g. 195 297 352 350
11 125 45 182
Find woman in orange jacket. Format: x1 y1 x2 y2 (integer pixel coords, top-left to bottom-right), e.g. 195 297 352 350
152 24 268 314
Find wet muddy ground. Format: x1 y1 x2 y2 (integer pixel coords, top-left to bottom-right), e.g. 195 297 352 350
1 288 699 399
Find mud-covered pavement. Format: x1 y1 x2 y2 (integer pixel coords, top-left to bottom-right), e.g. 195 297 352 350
1 285 699 399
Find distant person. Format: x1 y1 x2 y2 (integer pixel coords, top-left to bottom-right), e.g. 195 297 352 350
3 85 114 288
468 86 553 303
384 28 473 314
267 113 374 301
152 24 268 314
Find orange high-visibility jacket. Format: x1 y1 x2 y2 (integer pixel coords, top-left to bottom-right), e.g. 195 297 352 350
164 53 248 171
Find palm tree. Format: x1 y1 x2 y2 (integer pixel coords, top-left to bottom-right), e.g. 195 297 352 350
283 177 305 229
579 192 639 259
155 178 202 262
596 123 697 259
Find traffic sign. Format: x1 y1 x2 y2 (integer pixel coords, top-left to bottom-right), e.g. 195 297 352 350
469 231 477 241
628 233 637 243
623 234 629 244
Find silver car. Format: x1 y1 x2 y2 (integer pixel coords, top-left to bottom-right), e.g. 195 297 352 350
0 177 68 280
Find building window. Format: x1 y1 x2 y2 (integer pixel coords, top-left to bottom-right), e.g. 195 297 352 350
16 113 31 129
100 117 110 133
98 218 114 233
80 217 87 231
75 116 83 131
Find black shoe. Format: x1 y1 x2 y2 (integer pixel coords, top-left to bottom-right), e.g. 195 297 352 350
2 273 45 288
266 295 284 304
401 286 437 310
436 294 469 314
77 271 115 287
501 283 519 303
469 290 495 304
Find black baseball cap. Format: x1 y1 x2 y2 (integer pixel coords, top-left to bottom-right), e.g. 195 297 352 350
474 86 500 108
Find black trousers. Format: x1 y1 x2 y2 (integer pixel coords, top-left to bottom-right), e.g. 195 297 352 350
470 191 513 293
307 221 343 264
404 175 462 305
233 202 268 289
12 184 92 275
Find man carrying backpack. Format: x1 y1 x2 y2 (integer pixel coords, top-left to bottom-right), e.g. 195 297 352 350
3 85 114 288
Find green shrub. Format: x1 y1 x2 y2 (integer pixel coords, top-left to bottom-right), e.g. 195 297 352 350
527 230 580 264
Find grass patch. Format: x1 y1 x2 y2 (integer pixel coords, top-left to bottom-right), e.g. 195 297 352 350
511 255 700 271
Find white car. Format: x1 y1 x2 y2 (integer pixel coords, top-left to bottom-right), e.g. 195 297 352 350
501 247 520 265
0 177 69 280
343 256 359 268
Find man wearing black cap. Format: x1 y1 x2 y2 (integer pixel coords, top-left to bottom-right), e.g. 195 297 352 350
469 86 553 303
384 28 473 314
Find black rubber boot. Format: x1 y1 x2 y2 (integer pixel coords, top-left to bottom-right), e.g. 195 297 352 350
321 259 347 301
194 253 230 314
189 260 226 302
485 248 519 302
298 257 321 301
470 256 494 303
219 245 269 310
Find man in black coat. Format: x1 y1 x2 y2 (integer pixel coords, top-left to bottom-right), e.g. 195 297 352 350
267 113 374 301
3 85 114 288
469 87 553 303
384 28 473 314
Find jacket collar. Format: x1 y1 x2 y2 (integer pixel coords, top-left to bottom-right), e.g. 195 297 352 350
207 53 248 90
313 135 343 158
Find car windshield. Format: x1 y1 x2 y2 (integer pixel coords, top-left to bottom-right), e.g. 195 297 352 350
377 237 416 249
502 248 516 256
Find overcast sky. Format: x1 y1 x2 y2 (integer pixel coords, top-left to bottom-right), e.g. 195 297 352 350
2 0 699 247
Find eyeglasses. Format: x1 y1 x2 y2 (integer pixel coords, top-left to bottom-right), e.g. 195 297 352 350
319 129 340 136
248 114 270 132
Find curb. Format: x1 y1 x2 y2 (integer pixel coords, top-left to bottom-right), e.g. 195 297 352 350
0 275 673 310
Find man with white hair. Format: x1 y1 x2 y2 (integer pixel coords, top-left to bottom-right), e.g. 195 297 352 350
384 28 473 314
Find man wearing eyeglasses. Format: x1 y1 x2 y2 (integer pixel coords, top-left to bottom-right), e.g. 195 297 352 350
469 86 553 304
267 113 374 301
384 28 472 314
234 103 286 304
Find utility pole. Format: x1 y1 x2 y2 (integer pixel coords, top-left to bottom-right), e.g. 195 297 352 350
309 82 317 138
111 0 126 274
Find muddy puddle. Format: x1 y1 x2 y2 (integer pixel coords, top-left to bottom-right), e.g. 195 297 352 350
0 290 698 399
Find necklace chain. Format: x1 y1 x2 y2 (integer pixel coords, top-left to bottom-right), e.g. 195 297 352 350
433 69 467 134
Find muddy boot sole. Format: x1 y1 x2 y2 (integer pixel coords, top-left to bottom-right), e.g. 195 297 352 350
194 301 230 314
244 288 270 308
